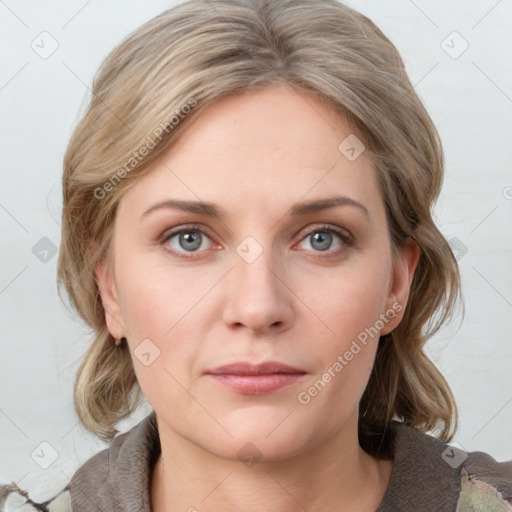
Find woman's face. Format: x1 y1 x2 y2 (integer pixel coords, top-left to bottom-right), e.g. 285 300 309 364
97 83 418 461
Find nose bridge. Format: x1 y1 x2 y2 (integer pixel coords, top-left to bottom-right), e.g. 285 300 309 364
234 234 283 299
222 233 292 332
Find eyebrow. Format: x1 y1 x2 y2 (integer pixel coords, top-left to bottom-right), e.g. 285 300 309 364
141 195 369 220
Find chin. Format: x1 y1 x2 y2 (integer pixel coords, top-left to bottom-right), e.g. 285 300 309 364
203 411 312 463
206 435 307 465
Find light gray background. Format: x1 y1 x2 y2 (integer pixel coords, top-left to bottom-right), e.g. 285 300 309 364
1 0 511 504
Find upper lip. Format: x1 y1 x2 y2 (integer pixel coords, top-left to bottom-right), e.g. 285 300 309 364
206 361 306 375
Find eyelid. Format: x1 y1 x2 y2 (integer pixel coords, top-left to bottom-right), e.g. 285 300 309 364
158 224 212 248
158 223 213 243
296 223 354 245
159 222 355 259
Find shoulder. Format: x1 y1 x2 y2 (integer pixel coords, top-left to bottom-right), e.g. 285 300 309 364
35 447 112 512
66 428 129 509
0 480 73 512
66 411 160 511
456 449 512 511
66 444 111 506
375 421 512 512
21 426 136 512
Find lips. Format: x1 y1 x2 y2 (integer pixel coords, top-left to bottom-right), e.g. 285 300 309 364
205 361 307 394
206 361 306 376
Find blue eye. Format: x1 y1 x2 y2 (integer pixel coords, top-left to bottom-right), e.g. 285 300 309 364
161 225 213 259
159 223 354 260
297 225 354 254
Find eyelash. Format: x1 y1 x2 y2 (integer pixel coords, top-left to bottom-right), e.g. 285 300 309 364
158 223 355 260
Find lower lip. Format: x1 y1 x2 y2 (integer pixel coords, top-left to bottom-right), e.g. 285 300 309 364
206 373 306 394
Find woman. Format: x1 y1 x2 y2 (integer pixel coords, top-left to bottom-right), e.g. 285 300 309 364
11 0 511 510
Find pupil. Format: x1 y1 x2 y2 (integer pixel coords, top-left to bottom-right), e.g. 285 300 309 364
312 232 331 251
178 231 332 252
181 231 201 251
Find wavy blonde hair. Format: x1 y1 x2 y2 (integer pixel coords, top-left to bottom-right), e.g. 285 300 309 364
57 0 464 446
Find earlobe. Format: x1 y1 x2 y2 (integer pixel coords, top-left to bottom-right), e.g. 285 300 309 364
381 238 420 335
95 259 125 339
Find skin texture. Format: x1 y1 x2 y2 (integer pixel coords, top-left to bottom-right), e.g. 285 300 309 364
96 83 420 511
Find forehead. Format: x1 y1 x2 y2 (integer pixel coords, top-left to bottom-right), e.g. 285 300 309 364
120 84 382 216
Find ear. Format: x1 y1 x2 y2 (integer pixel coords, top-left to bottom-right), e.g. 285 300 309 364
95 258 125 339
380 237 420 335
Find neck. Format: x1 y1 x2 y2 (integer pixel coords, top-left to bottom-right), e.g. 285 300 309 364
151 417 393 512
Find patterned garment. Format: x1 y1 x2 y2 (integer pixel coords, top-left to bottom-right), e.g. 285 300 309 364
456 468 512 512
0 480 71 511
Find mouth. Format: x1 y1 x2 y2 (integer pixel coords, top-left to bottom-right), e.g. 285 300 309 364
204 361 307 395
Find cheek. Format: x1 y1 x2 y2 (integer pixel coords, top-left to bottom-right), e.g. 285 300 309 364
295 282 384 435
116 263 203 416
305 253 391 345
296 251 391 406
115 248 207 337
113 251 215 394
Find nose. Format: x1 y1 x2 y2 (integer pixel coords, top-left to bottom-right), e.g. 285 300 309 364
222 245 294 335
